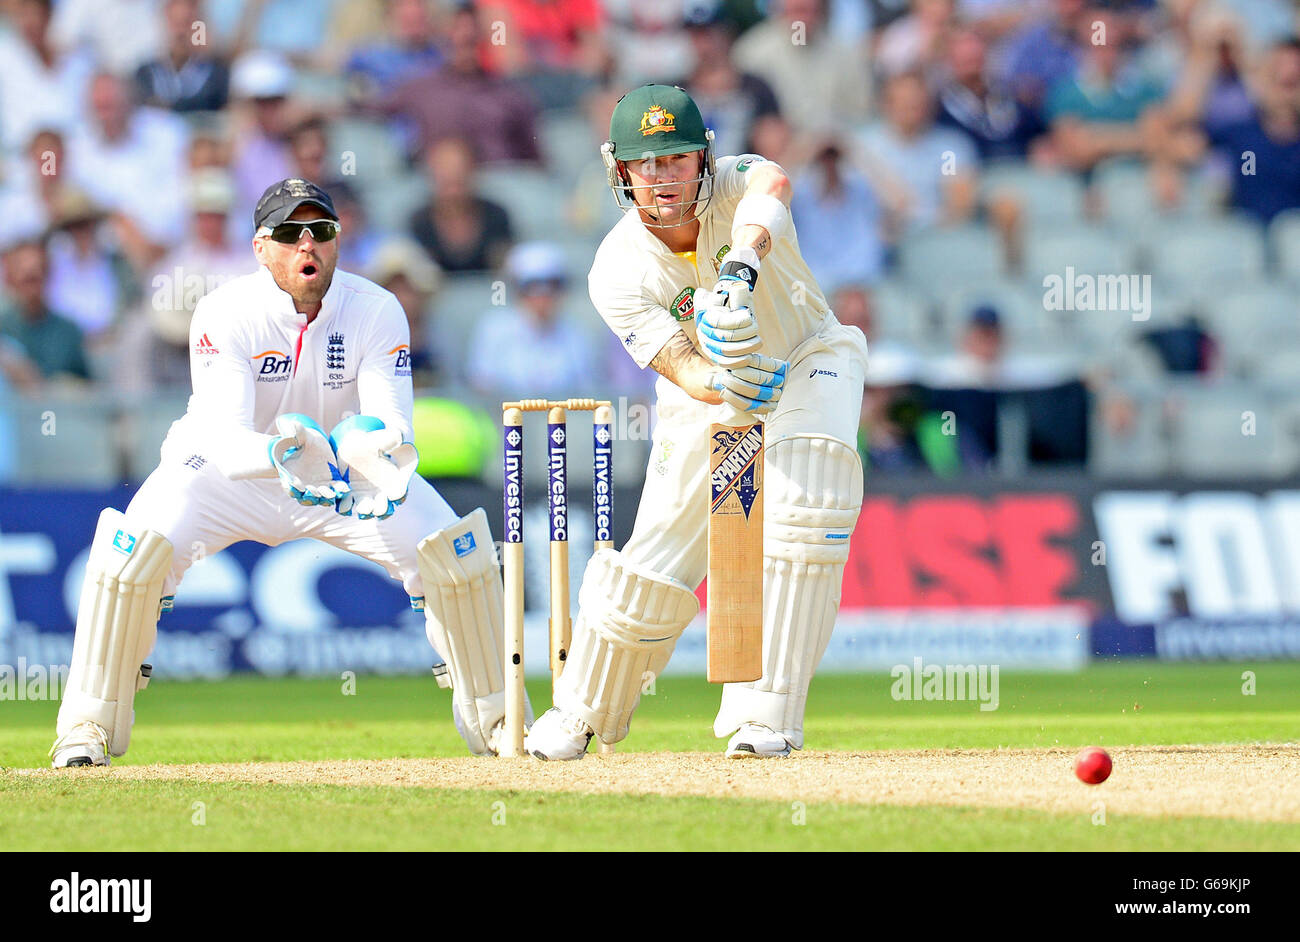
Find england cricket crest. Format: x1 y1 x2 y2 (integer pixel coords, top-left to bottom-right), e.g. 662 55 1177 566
707 420 764 683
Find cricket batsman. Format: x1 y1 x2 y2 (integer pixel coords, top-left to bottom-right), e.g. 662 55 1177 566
50 178 518 767
526 85 866 760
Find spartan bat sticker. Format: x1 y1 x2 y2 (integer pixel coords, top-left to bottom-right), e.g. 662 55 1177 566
710 425 762 520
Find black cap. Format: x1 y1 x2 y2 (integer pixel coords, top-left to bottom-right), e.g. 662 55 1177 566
253 178 338 231
970 304 1001 328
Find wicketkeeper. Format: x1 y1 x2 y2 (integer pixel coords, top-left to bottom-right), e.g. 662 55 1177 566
526 85 866 759
51 178 521 767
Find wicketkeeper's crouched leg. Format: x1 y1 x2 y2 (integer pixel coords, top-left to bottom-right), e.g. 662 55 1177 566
552 549 700 744
416 508 532 755
713 434 864 749
53 509 173 764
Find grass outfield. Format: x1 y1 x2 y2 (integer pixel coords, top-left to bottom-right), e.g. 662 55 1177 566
2 662 1298 850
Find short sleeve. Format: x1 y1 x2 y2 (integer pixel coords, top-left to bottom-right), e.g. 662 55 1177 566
588 265 684 371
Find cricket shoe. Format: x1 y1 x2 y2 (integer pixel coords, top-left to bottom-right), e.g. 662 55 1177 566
524 707 593 761
50 722 111 768
726 723 793 758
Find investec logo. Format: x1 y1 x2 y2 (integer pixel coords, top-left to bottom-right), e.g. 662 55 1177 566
50 872 152 923
548 424 567 541
503 428 523 543
711 426 763 499
593 424 612 541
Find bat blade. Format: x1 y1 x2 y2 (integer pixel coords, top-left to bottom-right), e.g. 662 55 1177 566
707 420 764 684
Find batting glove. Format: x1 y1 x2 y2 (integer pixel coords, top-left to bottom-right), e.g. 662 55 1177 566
712 353 788 415
329 416 419 520
269 413 349 506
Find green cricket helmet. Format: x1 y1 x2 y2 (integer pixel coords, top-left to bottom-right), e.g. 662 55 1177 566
600 84 716 228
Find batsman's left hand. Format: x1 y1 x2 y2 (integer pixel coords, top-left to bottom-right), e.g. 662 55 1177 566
712 353 787 415
329 416 419 520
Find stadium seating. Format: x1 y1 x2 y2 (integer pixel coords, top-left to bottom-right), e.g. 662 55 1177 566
1166 383 1300 478
980 163 1086 226
897 224 1003 289
6 397 121 485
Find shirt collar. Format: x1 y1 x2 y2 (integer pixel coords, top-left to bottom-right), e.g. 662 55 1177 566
256 264 341 328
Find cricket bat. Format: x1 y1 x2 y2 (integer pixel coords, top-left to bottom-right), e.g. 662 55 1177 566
707 418 764 683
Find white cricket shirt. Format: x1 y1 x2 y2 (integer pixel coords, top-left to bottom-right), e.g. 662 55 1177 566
168 265 413 477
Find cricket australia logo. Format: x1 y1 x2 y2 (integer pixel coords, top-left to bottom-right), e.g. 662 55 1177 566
639 105 676 136
710 427 763 520
671 287 695 321
326 332 346 370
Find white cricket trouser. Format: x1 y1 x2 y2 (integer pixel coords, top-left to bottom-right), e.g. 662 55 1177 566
625 319 867 582
128 436 458 600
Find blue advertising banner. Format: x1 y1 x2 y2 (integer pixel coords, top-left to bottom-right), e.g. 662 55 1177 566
2 479 1298 678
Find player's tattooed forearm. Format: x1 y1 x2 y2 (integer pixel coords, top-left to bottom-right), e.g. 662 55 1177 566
649 330 709 388
753 234 770 255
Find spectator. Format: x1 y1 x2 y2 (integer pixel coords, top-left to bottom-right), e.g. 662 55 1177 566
287 115 336 186
343 0 444 103
0 129 69 245
44 189 134 349
831 283 912 361
49 0 164 76
466 241 596 395
478 0 609 108
332 181 384 275
410 137 514 273
0 0 93 157
367 236 445 389
136 0 231 114
1198 38 1300 224
227 50 297 224
854 70 979 236
791 140 886 293
66 72 189 255
212 0 344 66
936 27 1047 161
0 240 90 383
681 0 782 156
372 4 542 164
875 0 956 81
997 0 1089 114
118 169 251 393
732 0 873 135
859 346 961 475
1045 8 1171 173
602 0 695 87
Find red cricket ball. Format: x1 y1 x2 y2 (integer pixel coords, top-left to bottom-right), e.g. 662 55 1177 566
1075 747 1112 784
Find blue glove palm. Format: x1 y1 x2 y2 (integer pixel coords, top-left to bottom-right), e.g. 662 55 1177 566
269 414 349 506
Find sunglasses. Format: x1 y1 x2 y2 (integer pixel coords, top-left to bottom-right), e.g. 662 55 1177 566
261 220 341 244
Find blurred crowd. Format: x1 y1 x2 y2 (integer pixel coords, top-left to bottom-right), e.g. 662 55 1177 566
1 0 1299 483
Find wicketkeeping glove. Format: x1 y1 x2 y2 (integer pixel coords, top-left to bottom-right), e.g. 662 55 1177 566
329 415 419 520
269 413 350 506
712 353 788 415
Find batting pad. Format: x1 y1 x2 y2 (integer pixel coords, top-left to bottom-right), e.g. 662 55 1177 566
714 434 863 748
417 508 511 755
57 508 173 757
554 549 700 743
